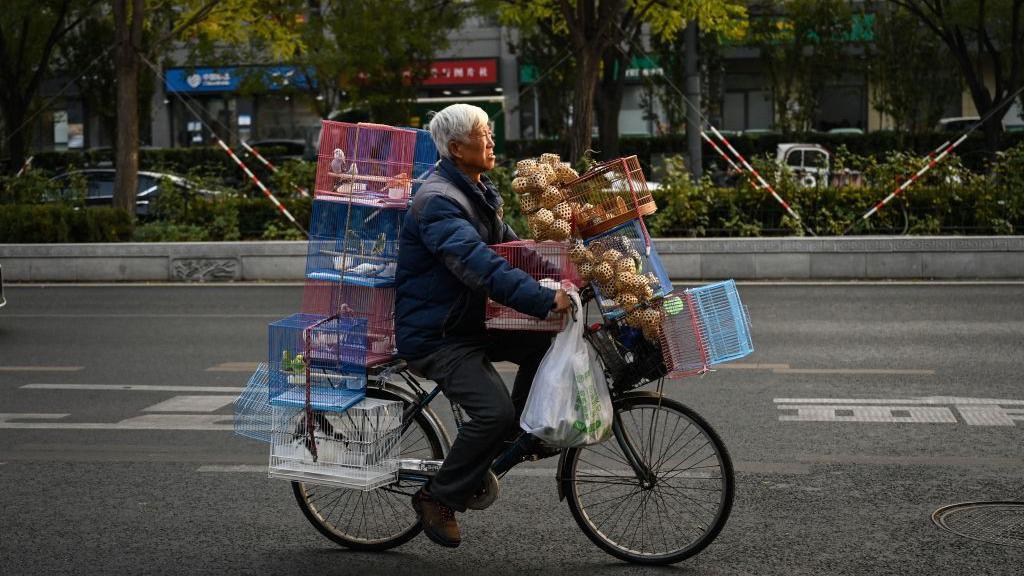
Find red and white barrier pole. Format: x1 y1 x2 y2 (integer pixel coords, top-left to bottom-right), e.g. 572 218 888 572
707 126 807 227
15 155 33 177
700 131 747 184
855 133 970 224
216 138 308 237
239 140 310 198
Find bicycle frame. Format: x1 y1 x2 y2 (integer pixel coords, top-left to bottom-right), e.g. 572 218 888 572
373 361 657 491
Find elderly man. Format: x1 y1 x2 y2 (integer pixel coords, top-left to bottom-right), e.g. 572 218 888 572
395 104 570 548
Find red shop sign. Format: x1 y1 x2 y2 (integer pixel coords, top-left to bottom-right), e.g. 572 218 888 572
422 59 499 86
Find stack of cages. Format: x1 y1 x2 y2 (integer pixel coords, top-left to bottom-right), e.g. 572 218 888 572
484 241 583 331
314 121 418 208
563 155 657 238
234 120 438 490
268 397 404 491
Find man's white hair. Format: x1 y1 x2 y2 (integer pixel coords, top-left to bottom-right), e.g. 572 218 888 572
428 103 490 160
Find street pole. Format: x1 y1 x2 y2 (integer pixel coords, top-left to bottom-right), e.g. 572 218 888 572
685 20 702 183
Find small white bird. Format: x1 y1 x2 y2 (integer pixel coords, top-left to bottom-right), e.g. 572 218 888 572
329 148 346 173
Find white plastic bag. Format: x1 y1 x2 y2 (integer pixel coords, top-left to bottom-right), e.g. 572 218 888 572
520 289 614 447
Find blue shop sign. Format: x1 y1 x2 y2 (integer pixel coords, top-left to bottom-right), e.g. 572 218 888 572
165 66 313 93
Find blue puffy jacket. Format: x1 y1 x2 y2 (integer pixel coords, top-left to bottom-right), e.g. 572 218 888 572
395 158 557 359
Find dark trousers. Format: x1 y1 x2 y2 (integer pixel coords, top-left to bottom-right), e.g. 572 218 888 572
406 330 553 511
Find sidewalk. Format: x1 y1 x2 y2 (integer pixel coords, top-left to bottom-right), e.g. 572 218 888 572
2 236 1023 282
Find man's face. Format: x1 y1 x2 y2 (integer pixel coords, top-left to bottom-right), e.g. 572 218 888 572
452 122 496 173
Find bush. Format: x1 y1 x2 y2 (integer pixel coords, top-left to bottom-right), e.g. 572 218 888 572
0 205 133 242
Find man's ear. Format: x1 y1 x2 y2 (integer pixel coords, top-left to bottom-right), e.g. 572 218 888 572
448 141 461 161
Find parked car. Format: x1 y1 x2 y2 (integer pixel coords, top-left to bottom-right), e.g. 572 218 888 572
48 169 218 216
775 143 863 188
245 139 314 161
937 116 981 132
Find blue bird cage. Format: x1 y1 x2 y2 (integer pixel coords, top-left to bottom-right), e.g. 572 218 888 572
684 279 753 365
411 128 438 196
305 198 404 288
234 362 273 443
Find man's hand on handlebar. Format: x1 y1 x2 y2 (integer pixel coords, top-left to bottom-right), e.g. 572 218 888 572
553 289 571 313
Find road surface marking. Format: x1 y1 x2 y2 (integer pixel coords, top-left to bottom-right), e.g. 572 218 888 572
775 397 1024 406
1 313 284 318
714 363 791 370
0 366 84 372
143 395 237 413
719 363 934 375
778 405 957 423
775 397 1024 425
22 384 243 393
0 413 232 430
773 368 935 375
206 362 260 372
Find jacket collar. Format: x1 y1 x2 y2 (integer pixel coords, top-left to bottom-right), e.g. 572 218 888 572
437 157 502 211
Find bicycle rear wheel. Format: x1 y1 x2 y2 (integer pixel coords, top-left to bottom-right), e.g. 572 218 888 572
292 388 445 551
563 394 734 565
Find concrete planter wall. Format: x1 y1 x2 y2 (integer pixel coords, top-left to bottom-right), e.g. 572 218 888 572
1 237 1023 282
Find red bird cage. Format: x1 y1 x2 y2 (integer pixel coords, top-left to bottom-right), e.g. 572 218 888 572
301 282 396 367
485 241 582 331
562 155 657 238
315 121 417 207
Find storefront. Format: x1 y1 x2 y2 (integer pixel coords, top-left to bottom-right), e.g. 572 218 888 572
411 58 507 155
163 66 319 147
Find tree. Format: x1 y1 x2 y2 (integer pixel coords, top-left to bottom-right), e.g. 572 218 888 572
110 0 306 215
748 0 856 133
889 0 1024 153
868 4 960 133
510 19 577 142
501 0 746 162
0 0 100 171
294 0 465 124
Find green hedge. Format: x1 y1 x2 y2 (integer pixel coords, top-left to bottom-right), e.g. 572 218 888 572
506 131 1024 175
0 205 133 243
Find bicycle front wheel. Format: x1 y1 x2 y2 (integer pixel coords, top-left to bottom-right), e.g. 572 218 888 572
292 388 445 551
563 394 734 565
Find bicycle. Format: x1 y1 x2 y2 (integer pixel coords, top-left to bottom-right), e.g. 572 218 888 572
288 288 735 565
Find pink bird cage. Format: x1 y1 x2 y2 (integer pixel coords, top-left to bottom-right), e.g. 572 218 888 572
301 281 396 367
484 241 582 332
315 121 417 207
562 155 658 238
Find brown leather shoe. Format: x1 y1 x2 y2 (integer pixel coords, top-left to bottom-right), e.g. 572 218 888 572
411 488 461 548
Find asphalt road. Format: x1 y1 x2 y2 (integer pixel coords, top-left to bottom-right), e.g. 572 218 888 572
1 282 1022 575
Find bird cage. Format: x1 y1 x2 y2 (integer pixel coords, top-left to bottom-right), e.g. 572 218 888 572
411 128 438 196
305 198 403 288
267 313 369 373
315 121 417 207
563 156 657 238
684 280 753 365
299 285 396 367
234 362 274 443
583 220 672 321
267 313 369 412
656 292 710 379
269 398 403 491
484 241 582 331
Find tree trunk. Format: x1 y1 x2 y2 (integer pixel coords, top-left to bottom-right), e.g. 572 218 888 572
569 50 600 164
596 49 626 160
2 99 29 172
113 0 143 215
